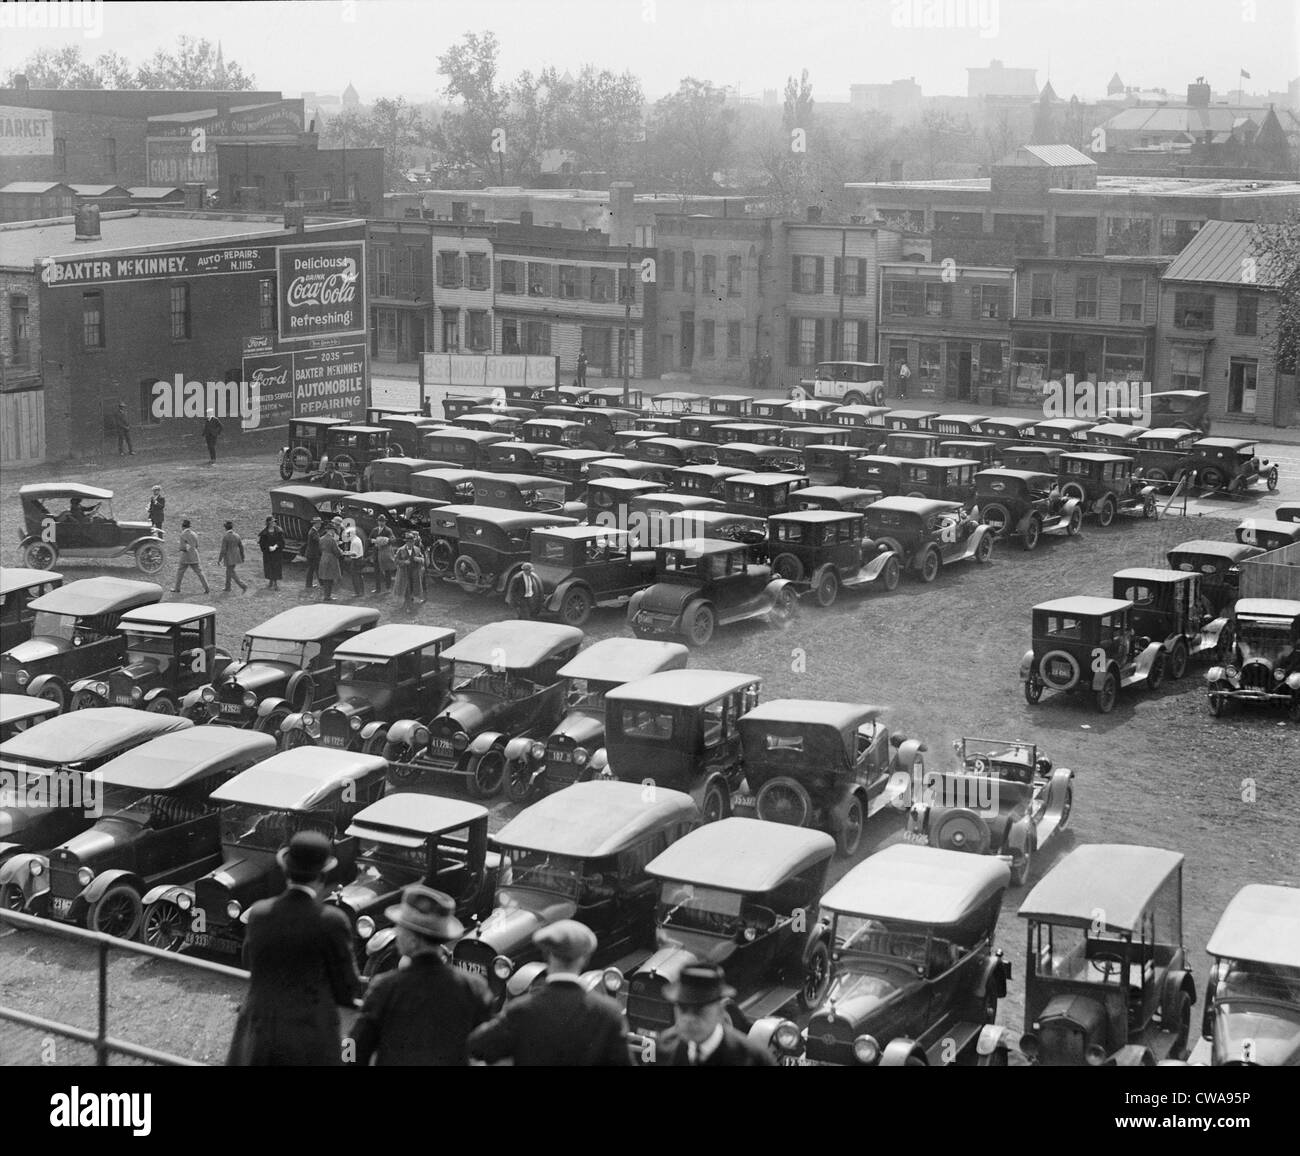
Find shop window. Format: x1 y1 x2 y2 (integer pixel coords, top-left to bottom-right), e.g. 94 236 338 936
1170 347 1204 390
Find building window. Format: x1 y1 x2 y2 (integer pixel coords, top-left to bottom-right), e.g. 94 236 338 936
702 255 717 295
438 251 462 288
918 342 942 393
467 310 490 350
1106 217 1152 255
284 171 296 200
589 268 614 302
886 280 920 316
1074 274 1098 319
169 284 191 339
662 250 675 290
521 321 551 355
634 225 654 247
833 257 868 296
258 278 276 331
466 252 489 290
441 308 459 351
1030 273 1054 317
831 319 863 361
471 208 485 223
53 137 67 173
1102 335 1145 381
1174 291 1215 330
1119 277 1145 322
82 291 104 348
935 211 983 236
375 246 394 295
499 260 522 294
1235 291 1258 337
682 252 695 293
791 256 824 294
618 267 636 304
700 319 715 358
993 214 1044 244
790 318 824 366
377 308 399 354
528 262 551 296
1170 347 1204 390
971 284 1007 320
9 294 30 366
924 282 949 317
1159 219 1204 255
979 341 1004 388
727 255 742 297
104 138 116 174
581 327 612 367
727 321 742 359
558 265 580 298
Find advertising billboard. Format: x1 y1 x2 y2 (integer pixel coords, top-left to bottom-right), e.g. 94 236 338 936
277 241 366 343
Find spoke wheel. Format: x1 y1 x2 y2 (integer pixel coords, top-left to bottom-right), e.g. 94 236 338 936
70 690 105 712
880 554 900 591
24 541 57 569
1 883 27 913
701 782 728 824
506 760 538 804
798 941 832 1012
1093 672 1118 714
1065 506 1083 536
383 743 422 782
769 588 796 624
1097 498 1116 528
36 681 67 712
559 586 594 627
1024 677 1044 705
142 900 187 951
1010 843 1034 887
88 885 143 940
469 749 507 798
919 549 940 583
1200 467 1226 491
453 555 483 594
256 709 290 736
145 695 177 714
814 570 838 608
135 541 166 574
771 553 803 582
1168 640 1189 681
975 533 993 563
428 540 455 576
981 502 1011 539
835 797 864 858
686 605 715 647
1022 516 1041 552
1267 466 1279 493
755 778 811 827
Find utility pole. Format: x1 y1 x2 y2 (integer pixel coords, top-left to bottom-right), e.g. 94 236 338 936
837 226 847 360
623 242 633 407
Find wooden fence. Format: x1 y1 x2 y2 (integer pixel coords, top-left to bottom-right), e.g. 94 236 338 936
0 389 45 467
1240 540 1300 601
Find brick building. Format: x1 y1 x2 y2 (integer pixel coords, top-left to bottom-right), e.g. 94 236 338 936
214 139 383 214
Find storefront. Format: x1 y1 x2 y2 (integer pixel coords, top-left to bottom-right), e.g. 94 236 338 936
1009 324 1155 404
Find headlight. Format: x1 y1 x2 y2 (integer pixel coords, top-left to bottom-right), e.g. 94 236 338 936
530 741 546 760
15 669 30 686
1085 1043 1106 1066
413 725 430 748
602 967 623 995
29 860 44 877
302 712 316 728
1225 666 1239 680
451 732 468 751
130 686 142 701
242 691 257 708
76 867 94 887
201 686 216 703
1275 668 1286 682
743 928 758 942
774 1021 801 1052
492 955 514 981
572 746 589 765
350 716 363 731
1205 666 1224 682
356 915 375 939
226 900 242 920
176 893 192 911
93 682 109 698
1019 1032 1040 1060
852 1034 879 1064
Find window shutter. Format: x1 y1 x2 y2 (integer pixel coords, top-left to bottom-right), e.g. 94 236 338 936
814 258 825 294
856 259 867 296
436 253 445 286
791 256 801 292
788 317 799 364
456 256 465 288
814 319 825 360
494 260 503 291
830 319 840 358
833 257 842 294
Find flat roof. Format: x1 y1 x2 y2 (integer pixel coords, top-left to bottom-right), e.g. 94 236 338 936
727 472 807 486
270 485 353 503
347 794 488 842
87 728 276 791
0 694 60 727
865 496 963 516
0 708 190 767
556 638 689 683
1196 437 1256 449
1168 540 1262 560
1018 844 1184 931
739 699 879 730
1206 885 1300 968
1034 596 1131 616
846 175 1300 197
245 605 380 641
20 483 113 499
211 748 388 811
770 509 862 524
333 624 456 661
474 473 565 489
822 844 1010 924
606 669 759 709
645 818 834 893
444 621 583 667
341 490 442 509
656 537 750 557
1234 598 1300 618
1113 568 1194 584
119 603 213 626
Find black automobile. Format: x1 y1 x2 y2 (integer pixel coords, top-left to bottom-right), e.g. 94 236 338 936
1206 598 1300 722
766 511 899 606
0 568 62 653
974 469 1083 551
529 526 659 627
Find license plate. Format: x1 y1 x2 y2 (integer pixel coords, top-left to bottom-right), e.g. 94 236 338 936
455 959 487 977
51 897 73 918
219 702 243 715
1048 661 1072 680
114 696 133 706
430 739 454 756
549 750 571 763
732 793 756 810
186 932 240 953
321 735 345 748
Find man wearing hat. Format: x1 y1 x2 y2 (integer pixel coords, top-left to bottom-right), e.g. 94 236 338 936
655 965 775 1066
227 831 364 1066
350 885 492 1066
505 561 543 620
303 516 323 589
113 401 134 456
467 920 630 1066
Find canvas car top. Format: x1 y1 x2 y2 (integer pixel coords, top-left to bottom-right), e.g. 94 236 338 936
244 605 381 641
1018 844 1184 932
556 638 689 684
333 624 457 662
1033 595 1131 617
87 727 275 791
606 669 758 710
738 699 879 732
645 817 834 893
119 603 213 627
443 621 583 668
866 496 963 517
1168 540 1264 561
0 569 62 597
1206 884 1300 969
0 693 60 727
1233 598 1300 619
19 483 114 501
346 794 488 845
0 707 191 767
28 577 162 618
270 485 353 504
210 748 388 811
821 843 1010 925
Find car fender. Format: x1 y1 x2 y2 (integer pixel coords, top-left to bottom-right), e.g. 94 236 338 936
967 524 991 554
506 960 549 999
859 549 895 581
546 577 580 613
280 710 308 733
503 735 536 763
874 535 906 562
359 721 387 742
18 535 39 550
588 748 608 775
627 591 645 617
747 1016 799 1056
895 738 926 775
366 926 397 959
81 868 145 909
257 696 290 719
141 687 175 707
180 688 205 712
1090 663 1117 691
495 563 525 596
468 731 506 757
141 882 192 909
0 852 50 896
910 543 938 572
977 1023 1011 1054
762 577 795 601
285 670 315 710
1042 767 1075 823
880 1037 928 1067
25 673 64 701
127 533 164 551
1133 642 1164 680
1200 617 1227 647
1106 1044 1156 1067
907 801 932 838
1014 509 1035 535
69 676 102 697
1060 496 1082 517
1004 815 1033 857
801 920 831 962
1019 648 1036 680
0 842 28 867
383 718 424 747
1161 969 1197 1024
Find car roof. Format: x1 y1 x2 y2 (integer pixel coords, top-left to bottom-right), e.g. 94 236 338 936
1113 567 1194 585
119 602 213 626
709 394 754 402
538 448 611 461
1035 418 1095 429
728 472 804 486
456 508 578 530
0 707 191 766
1234 598 1300 618
293 415 349 426
935 414 989 424
343 490 442 509
866 496 962 516
645 817 834 892
653 391 707 400
496 780 698 857
1168 539 1261 561
270 485 353 503
631 493 722 509
1034 595 1131 616
524 417 584 428
1088 423 1143 438
740 699 879 730
769 509 861 524
19 483 114 500
606 669 759 708
558 638 690 683
666 512 765 532
346 793 488 844
1240 519 1300 537
210 748 388 810
245 605 381 640
87 728 276 791
804 443 860 454
673 465 744 478
1136 428 1196 442
821 844 1010 924
334 624 456 661
977 469 1052 485
1206 884 1300 968
796 487 879 500
982 417 1039 429
0 568 61 596
907 457 980 469
476 473 564 488
410 469 494 485
0 693 60 726
587 477 661 493
1154 390 1209 401
886 410 939 420
1060 452 1129 463
534 524 635 542
1018 844 1183 931
656 537 747 557
445 621 583 667
424 427 509 442
857 455 910 466
332 424 390 435
28 577 162 617
1195 438 1254 449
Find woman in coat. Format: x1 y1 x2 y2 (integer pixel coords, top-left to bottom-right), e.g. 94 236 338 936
317 526 343 602
258 516 286 590
371 523 396 595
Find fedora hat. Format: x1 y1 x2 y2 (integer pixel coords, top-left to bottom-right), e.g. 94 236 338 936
664 964 736 1007
533 919 597 960
276 830 337 880
384 884 464 942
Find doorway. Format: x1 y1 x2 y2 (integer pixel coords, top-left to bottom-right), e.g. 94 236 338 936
681 313 695 369
957 348 972 401
660 334 674 373
1228 359 1257 415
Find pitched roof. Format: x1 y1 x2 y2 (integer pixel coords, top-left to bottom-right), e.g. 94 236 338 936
1162 219 1280 287
1008 144 1097 167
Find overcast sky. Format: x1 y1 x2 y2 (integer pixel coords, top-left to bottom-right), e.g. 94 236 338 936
1 0 1296 103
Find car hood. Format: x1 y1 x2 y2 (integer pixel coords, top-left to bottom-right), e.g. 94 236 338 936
197 853 275 906
111 660 163 684
637 583 701 615
325 696 375 717
219 662 294 690
0 807 35 839
807 966 916 1030
330 873 395 918
549 709 605 746
118 521 156 535
1213 1004 1300 1066
462 898 576 956
55 817 141 866
432 695 503 736
3 637 73 665
631 942 710 982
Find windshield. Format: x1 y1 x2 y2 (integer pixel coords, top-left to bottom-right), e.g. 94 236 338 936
354 839 426 888
28 611 79 642
564 678 608 709
338 659 391 686
961 739 1036 772
1236 619 1295 660
831 913 931 968
498 847 612 903
1030 923 1134 985
452 661 531 699
617 703 676 741
658 882 744 936
243 637 313 666
122 631 174 658
220 803 333 851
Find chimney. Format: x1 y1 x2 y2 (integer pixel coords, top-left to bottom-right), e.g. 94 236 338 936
74 203 101 241
14 74 29 94
520 210 534 228
608 180 635 247
1187 79 1211 107
806 206 823 223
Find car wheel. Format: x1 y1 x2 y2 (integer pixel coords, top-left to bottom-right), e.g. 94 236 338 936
1 883 27 913
1200 467 1226 491
1061 481 1087 503
880 554 900 591
1010 842 1034 887
768 587 797 625
468 748 507 798
453 555 484 594
813 569 839 608
974 533 993 563
383 742 422 783
1065 506 1084 536
256 708 290 736
755 777 811 827
932 809 992 855
291 447 313 474
70 689 105 712
701 780 729 824
1145 467 1168 485
145 695 178 715
1207 685 1233 718
1024 676 1044 705
1168 992 1193 1060
919 549 940 583
1267 465 1280 493
1093 671 1118 714
1147 650 1165 692
87 884 144 940
428 540 455 576
1097 497 1116 528
905 490 927 500
35 681 67 712
134 541 166 574
279 727 314 751
278 454 295 480
1288 695 1300 724
1168 639 1189 681
332 453 357 477
1021 516 1042 552
23 541 57 570
770 552 803 582
798 941 832 1012
506 760 538 805
387 440 406 459
835 796 865 858
1059 785 1074 828
363 945 400 979
844 391 865 407
559 586 595 627
981 502 1011 539
141 900 189 950
361 731 388 756
686 605 716 647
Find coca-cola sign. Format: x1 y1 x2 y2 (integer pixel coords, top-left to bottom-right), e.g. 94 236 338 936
277 241 366 343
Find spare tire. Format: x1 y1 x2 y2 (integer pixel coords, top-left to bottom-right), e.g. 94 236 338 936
755 777 813 828
1037 648 1082 692
932 808 992 855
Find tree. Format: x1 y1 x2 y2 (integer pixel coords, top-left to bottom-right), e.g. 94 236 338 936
921 109 962 178
320 98 435 192
782 69 814 135
134 36 255 90
3 45 137 89
436 31 510 183
564 66 645 178
1252 211 1300 374
645 78 735 192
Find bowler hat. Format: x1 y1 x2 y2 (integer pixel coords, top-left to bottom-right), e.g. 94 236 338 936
533 919 597 960
384 884 464 942
276 830 338 880
664 964 736 1007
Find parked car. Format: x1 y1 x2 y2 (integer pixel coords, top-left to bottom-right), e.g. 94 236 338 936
382 621 584 797
278 417 350 480
538 404 637 451
585 478 663 529
751 399 792 423
183 605 380 731
366 457 456 494
932 414 988 438
442 507 578 596
536 448 616 499
1 577 163 710
715 443 804 473
528 526 659 626
766 511 899 606
633 438 719 468
909 737 1073 886
883 431 942 459
1084 423 1144 452
627 493 725 537
141 748 389 954
740 701 920 856
635 415 684 437
484 441 561 474
708 394 754 418
0 694 59 742
453 412 524 437
853 454 909 498
806 360 887 406
269 485 354 555
331 794 497 976
336 492 448 548
677 414 737 442
279 625 456 752
582 385 644 410
626 819 836 1052
584 458 673 487
0 707 191 862
831 405 890 450
317 425 393 482
669 464 746 500
861 497 992 583
759 844 1012 1066
974 469 1083 551
1001 445 1067 474
470 473 586 520
1237 518 1300 552
451 780 699 1005
721 472 812 518
521 417 585 448
900 457 980 504
978 416 1039 446
0 568 62 653
18 484 166 575
1032 418 1096 445
779 426 852 452
420 427 513 471
711 422 784 446
627 538 797 647
649 391 710 415
506 637 689 801
1114 568 1232 679
1166 539 1265 619
940 439 999 469
372 415 445 459
406 468 494 506
1186 438 1279 494
884 410 938 431
0 728 274 937
1058 452 1157 524
1132 429 1199 489
1105 389 1211 435
788 486 882 514
602 669 761 821
1206 598 1300 721
1018 844 1195 1065
652 510 769 548
802 445 862 487
1274 504 1300 524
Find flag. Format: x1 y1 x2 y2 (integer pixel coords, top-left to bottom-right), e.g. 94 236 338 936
1240 68 1251 79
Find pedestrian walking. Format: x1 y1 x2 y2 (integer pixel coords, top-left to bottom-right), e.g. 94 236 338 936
147 485 166 530
339 521 366 597
350 886 492 1066
505 562 543 619
203 409 223 465
370 519 396 594
467 920 630 1066
217 521 248 593
576 348 588 388
172 519 210 595
258 516 286 590
227 831 364 1067
654 965 776 1066
113 401 134 456
317 523 342 602
304 518 323 589
393 533 425 609
897 360 911 400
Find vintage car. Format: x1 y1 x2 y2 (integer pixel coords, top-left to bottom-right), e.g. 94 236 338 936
0 707 192 863
1194 884 1300 1066
470 473 586 520
584 458 673 487
940 439 999 469
1274 504 1300 524
406 467 494 506
861 497 992 583
279 625 456 753
366 457 456 494
669 464 746 500
382 621 583 797
627 538 797 647
900 458 980 504
789 486 882 514
883 431 942 460
801 445 862 487
1083 423 1145 453
1022 596 1166 713
521 417 586 448
932 414 988 438
740 701 920 856
711 422 785 446
853 454 909 498
1205 598 1300 721
979 416 1040 446
142 748 389 954
366 403 432 424
651 510 768 549
452 780 698 1006
316 425 393 482
584 478 663 527
484 441 560 475
677 414 737 442
453 412 524 438
183 605 380 731
1058 452 1157 524
1186 438 1279 494
758 844 1013 1066
751 399 792 423
18 484 166 575
806 360 887 407
1114 568 1231 679
715 443 804 473
634 415 684 437
633 438 719 468
529 526 660 626
974 469 1083 551
582 386 644 410
536 448 617 499
884 410 939 432
278 417 351 479
1237 518 1300 552
1 577 163 710
1167 539 1264 619
1132 428 1199 488
441 396 486 422
909 738 1073 887
538 405 637 451
612 430 667 456
269 485 354 555
441 507 578 596
1105 389 1211 435
1031 418 1096 444
372 415 445 459
627 819 837 1052
709 394 754 418
649 391 710 416
69 603 228 714
1001 445 1067 474
0 694 59 743
420 427 513 471
766 511 899 606
1018 844 1195 1065
831 405 890 450
779 426 852 453
721 472 813 518
628 492 725 529
331 794 497 975
0 568 62 653
336 491 448 547
0 728 274 937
